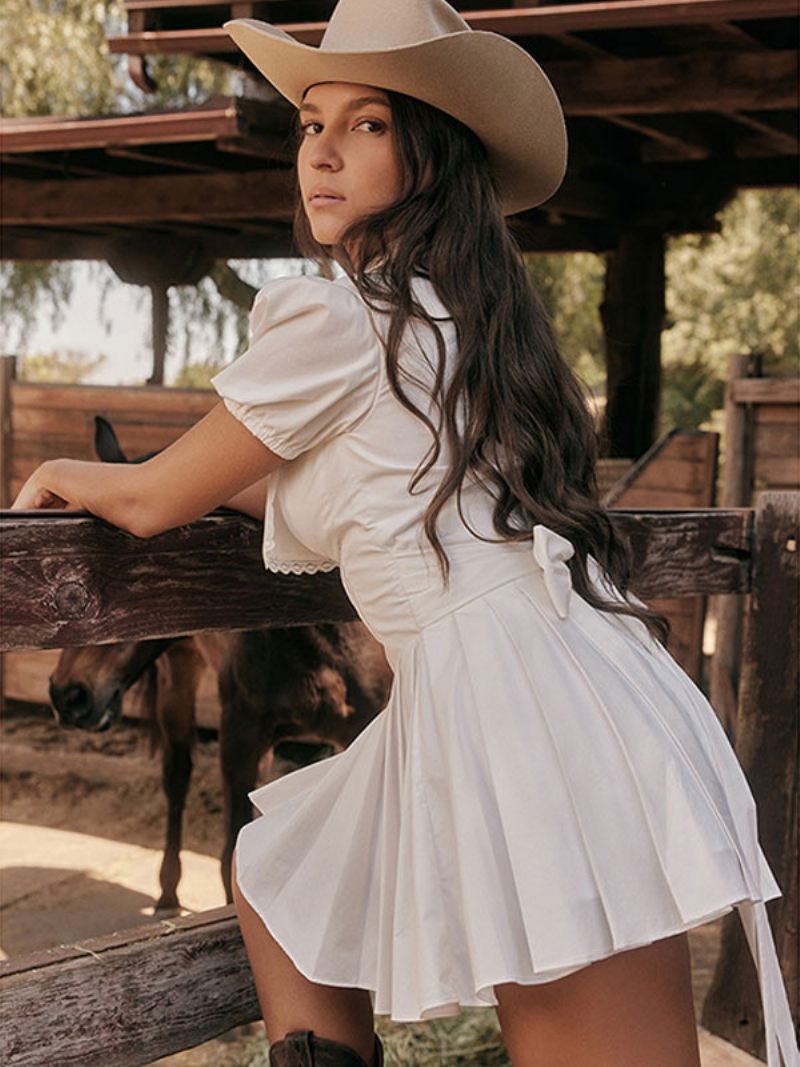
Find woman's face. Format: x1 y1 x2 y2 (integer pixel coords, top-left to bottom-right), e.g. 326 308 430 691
297 82 404 248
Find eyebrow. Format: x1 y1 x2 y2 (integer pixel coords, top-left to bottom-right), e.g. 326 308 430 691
298 95 391 115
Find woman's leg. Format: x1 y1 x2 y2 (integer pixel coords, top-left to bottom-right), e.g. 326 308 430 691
494 931 701 1067
232 853 377 1063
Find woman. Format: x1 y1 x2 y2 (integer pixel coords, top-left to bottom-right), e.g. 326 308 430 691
12 1 798 1065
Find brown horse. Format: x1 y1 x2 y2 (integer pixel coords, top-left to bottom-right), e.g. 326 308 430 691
48 417 393 911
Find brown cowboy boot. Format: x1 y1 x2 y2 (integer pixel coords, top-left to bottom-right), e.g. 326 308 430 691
268 1028 385 1067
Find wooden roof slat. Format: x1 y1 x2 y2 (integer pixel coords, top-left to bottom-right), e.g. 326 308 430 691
106 0 799 57
4 46 792 164
0 105 241 153
549 50 795 115
726 111 800 156
604 115 711 160
0 154 107 179
1 169 295 227
103 144 220 172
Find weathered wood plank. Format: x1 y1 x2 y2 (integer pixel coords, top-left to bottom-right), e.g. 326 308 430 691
0 907 260 1067
0 357 15 510
731 377 800 406
0 512 359 652
10 380 216 415
0 509 753 653
754 453 800 489
701 492 800 1057
755 421 800 458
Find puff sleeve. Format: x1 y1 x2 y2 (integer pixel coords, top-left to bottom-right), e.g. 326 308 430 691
210 275 382 461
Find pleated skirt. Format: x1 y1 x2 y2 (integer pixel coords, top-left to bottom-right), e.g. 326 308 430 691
234 572 798 1064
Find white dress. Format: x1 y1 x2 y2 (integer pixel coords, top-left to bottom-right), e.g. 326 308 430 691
210 271 798 1064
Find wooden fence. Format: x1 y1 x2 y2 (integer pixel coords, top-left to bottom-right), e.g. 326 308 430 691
710 360 800 738
0 498 797 1065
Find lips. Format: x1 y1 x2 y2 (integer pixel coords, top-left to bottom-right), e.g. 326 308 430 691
309 189 345 204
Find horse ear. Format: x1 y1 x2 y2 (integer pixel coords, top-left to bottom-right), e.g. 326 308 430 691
94 415 128 463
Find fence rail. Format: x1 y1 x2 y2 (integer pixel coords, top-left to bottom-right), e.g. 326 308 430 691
1 507 753 652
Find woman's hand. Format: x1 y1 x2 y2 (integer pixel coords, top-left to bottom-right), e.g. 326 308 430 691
10 461 74 511
7 404 284 536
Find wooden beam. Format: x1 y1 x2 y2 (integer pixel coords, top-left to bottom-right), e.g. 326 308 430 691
604 115 711 161
0 510 754 653
726 111 800 157
99 40 798 117
1 169 295 226
2 153 792 256
107 1 799 55
548 50 796 116
0 105 242 153
731 378 800 405
103 144 218 172
0 228 297 263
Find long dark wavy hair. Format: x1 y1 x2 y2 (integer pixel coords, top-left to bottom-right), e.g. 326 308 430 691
290 88 668 644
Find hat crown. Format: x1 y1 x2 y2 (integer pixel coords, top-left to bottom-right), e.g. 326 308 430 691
321 0 470 52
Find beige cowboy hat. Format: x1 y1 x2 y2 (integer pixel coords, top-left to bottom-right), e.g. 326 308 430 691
223 0 567 216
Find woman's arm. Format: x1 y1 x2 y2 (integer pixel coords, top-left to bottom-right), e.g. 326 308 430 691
10 401 284 537
218 475 269 520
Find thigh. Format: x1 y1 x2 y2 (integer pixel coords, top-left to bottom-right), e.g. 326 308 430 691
231 852 375 1054
494 932 701 1067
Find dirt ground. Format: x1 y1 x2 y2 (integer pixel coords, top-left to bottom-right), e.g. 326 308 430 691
1 704 761 1066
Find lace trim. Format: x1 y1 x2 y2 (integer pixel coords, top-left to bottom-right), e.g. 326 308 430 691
263 559 339 575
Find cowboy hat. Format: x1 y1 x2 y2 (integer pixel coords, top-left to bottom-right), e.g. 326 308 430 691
223 0 567 216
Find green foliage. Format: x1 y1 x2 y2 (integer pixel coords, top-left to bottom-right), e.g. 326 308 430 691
660 188 799 431
525 251 606 394
0 0 233 119
19 348 107 383
0 0 123 118
0 261 77 353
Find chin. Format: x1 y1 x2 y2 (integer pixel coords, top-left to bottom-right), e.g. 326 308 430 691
311 224 345 245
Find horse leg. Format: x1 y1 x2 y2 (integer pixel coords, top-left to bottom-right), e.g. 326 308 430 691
154 643 203 913
218 658 266 905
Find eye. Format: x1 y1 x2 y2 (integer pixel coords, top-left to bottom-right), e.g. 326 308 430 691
354 118 386 133
298 120 322 136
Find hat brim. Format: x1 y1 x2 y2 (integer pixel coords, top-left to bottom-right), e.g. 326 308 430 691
224 19 567 215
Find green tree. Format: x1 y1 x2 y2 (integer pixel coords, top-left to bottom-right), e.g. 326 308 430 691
660 188 799 431
525 251 605 394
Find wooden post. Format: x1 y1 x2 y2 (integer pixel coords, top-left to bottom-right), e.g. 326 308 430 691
0 355 16 712
709 354 758 740
600 229 665 459
0 354 16 509
146 282 169 386
701 491 799 1059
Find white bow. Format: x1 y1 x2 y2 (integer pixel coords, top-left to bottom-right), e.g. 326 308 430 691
531 524 575 619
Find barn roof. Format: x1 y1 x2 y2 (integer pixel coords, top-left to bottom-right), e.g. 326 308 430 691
2 0 797 260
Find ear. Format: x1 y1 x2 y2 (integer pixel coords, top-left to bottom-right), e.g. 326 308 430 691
94 415 128 463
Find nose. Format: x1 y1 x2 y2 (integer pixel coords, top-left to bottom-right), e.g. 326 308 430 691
307 129 342 172
49 679 93 725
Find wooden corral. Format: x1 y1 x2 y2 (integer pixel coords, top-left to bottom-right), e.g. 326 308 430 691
3 356 795 713
0 500 797 1065
603 428 719 682
0 358 705 721
0 361 217 725
709 360 800 737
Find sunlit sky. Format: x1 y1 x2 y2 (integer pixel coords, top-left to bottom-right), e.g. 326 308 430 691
14 258 320 386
